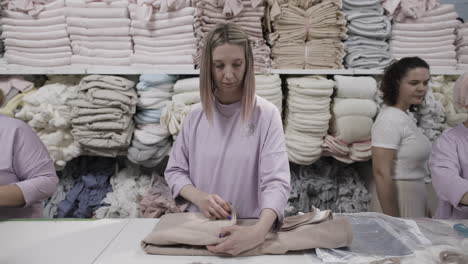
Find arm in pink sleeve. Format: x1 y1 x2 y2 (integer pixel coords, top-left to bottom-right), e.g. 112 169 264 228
164 112 194 199
259 108 291 229
429 133 468 212
12 122 58 207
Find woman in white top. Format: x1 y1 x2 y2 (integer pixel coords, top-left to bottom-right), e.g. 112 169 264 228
371 57 431 217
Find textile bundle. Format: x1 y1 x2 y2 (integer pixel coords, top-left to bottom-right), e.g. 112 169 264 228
432 75 467 127
255 74 283 113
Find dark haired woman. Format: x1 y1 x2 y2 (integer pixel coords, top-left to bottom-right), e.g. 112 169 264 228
371 57 431 217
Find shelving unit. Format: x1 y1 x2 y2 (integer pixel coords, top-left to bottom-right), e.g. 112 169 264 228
1 59 465 75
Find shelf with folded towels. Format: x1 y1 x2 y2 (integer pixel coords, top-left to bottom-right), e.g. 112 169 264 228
0 59 465 75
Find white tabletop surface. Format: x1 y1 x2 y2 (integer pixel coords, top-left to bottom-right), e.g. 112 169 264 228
0 219 129 264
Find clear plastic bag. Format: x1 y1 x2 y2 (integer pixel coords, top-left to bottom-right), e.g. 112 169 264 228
315 212 432 263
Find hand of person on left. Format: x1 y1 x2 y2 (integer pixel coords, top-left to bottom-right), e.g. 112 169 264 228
206 225 267 256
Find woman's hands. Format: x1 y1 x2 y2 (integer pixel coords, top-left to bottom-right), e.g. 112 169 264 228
195 193 231 220
207 225 266 256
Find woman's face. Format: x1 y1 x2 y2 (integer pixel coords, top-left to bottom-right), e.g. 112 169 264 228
211 43 246 98
397 67 430 107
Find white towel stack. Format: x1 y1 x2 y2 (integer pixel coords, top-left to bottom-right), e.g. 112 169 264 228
1 0 72 67
343 0 392 69
15 76 82 170
129 0 196 70
193 0 270 72
323 76 378 163
161 77 200 139
284 76 334 165
456 22 468 70
67 75 137 156
255 74 282 113
65 0 132 66
390 4 460 71
127 74 176 167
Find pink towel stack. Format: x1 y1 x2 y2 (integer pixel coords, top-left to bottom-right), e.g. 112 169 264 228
65 0 132 66
193 0 270 72
323 75 378 163
456 22 468 70
1 0 71 67
389 4 460 71
129 0 196 70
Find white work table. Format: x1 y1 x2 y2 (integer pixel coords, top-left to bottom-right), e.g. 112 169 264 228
1 217 467 264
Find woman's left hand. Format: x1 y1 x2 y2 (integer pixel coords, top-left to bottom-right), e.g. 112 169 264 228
206 225 266 256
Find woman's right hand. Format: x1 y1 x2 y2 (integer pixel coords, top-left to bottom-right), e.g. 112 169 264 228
195 193 231 220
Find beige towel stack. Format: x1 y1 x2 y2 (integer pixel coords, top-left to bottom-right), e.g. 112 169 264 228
323 75 377 163
284 76 334 165
255 74 283 113
193 0 271 72
267 0 347 69
68 75 137 156
431 75 467 127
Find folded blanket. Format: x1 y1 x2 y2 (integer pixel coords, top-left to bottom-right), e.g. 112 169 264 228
390 45 456 54
390 39 455 49
66 0 128 8
6 50 71 60
131 54 193 65
72 40 132 50
401 11 458 24
7 46 71 54
392 51 456 60
79 75 135 91
128 6 195 21
393 20 460 32
5 37 70 48
130 25 194 37
71 55 130 66
0 16 65 26
73 46 132 58
66 7 128 18
2 23 65 33
2 29 68 40
391 34 455 43
334 75 377 99
392 28 454 38
133 35 196 47
330 116 373 143
131 15 194 30
332 99 377 118
68 26 130 36
66 17 130 28
2 8 64 20
5 52 70 67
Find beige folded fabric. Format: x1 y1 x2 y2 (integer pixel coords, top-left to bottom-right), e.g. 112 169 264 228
141 207 352 256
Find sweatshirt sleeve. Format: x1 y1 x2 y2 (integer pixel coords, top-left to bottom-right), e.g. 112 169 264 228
164 111 194 199
259 107 291 230
12 122 59 207
429 132 468 213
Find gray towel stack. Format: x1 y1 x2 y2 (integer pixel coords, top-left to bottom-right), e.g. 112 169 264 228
343 0 393 69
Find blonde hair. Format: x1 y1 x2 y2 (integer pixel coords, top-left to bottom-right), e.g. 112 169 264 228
199 23 255 123
453 72 468 108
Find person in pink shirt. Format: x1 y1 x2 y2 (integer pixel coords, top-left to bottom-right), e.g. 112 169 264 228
0 89 59 218
165 23 291 256
429 72 468 219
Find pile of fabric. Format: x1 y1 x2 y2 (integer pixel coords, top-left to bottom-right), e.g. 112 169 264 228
389 4 460 70
255 74 282 113
128 74 175 167
432 75 466 127
412 87 446 141
1 0 71 67
323 75 377 163
383 0 439 22
193 0 270 72
67 75 137 157
267 0 346 69
343 0 392 69
129 0 196 69
0 76 36 117
94 162 152 218
284 76 334 165
15 76 82 170
65 0 132 66
56 156 114 218
287 158 370 216
161 77 200 139
139 173 188 218
456 22 468 70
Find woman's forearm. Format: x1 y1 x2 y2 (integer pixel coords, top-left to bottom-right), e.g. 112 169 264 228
374 172 400 217
179 184 205 205
0 185 26 207
253 208 277 235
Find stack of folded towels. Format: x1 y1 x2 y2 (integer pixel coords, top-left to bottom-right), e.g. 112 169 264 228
127 74 176 167
284 76 334 165
343 0 392 69
390 4 460 71
268 0 347 69
129 0 196 69
65 0 132 66
456 22 468 70
1 0 71 67
67 75 137 157
15 76 82 170
323 76 377 163
161 77 200 139
432 75 466 127
255 74 282 113
193 0 270 72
